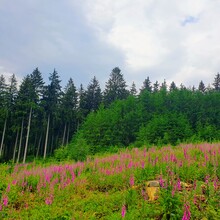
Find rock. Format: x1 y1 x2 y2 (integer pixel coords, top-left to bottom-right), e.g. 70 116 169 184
145 181 160 201
146 186 159 201
146 180 160 187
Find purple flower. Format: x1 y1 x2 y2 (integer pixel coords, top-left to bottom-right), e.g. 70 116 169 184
182 203 191 220
130 175 134 187
3 196 8 207
121 205 126 218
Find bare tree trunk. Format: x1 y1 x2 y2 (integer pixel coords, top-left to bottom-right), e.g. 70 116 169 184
23 107 32 164
17 118 24 163
62 123 67 146
36 133 42 158
44 114 50 159
12 129 19 163
0 118 7 157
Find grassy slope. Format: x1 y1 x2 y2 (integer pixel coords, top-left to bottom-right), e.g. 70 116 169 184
0 143 220 219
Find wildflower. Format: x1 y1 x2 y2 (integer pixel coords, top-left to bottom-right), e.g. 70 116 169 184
3 195 8 207
130 175 134 187
213 178 218 190
177 178 181 191
121 204 126 218
182 203 191 220
159 175 165 188
205 175 210 184
6 184 10 193
193 180 197 190
45 194 54 205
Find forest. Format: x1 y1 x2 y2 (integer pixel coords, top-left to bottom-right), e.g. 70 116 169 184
0 67 220 163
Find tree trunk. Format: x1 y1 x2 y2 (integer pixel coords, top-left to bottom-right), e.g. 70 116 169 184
62 123 67 146
17 118 24 163
36 133 42 158
44 114 50 159
12 129 19 163
23 107 32 164
0 118 7 157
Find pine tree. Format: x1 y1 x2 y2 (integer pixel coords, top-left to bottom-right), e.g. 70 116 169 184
42 69 62 159
104 67 129 106
61 78 78 145
198 80 206 93
169 81 177 91
153 81 159 92
85 76 102 112
213 73 220 91
130 82 137 96
140 77 152 93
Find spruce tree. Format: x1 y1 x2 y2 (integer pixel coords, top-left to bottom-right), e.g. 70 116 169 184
213 73 220 91
85 76 102 112
140 77 152 93
198 80 206 93
104 67 128 106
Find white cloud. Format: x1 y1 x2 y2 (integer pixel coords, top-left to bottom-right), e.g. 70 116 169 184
82 0 220 86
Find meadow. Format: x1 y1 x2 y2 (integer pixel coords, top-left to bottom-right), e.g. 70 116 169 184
0 143 220 219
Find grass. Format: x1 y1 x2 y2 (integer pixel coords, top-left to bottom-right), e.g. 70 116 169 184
0 143 220 219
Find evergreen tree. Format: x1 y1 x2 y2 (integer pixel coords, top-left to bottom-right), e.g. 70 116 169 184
198 80 206 93
77 84 87 125
104 67 129 106
85 76 102 112
153 81 159 92
160 79 167 92
140 77 152 93
169 81 177 91
213 73 220 91
61 78 78 145
130 82 137 96
42 69 62 159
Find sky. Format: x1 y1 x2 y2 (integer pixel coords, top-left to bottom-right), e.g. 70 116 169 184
0 0 220 90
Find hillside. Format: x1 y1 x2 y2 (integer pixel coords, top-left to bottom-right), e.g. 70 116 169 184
0 143 220 219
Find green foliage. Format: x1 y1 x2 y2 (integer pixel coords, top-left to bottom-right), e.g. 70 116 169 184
54 146 69 161
67 134 90 161
137 113 192 146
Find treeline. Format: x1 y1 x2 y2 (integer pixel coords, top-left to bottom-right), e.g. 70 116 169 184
66 73 220 160
0 67 220 162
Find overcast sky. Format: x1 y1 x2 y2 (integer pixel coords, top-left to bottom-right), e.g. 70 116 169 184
0 0 220 90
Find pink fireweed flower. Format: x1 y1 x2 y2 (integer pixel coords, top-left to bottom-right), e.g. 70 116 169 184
3 195 8 207
45 194 53 205
205 175 210 184
12 180 17 185
130 175 134 187
213 178 218 190
6 184 10 193
177 178 181 191
182 203 191 220
193 180 197 190
121 204 126 218
159 176 165 188
128 161 133 169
